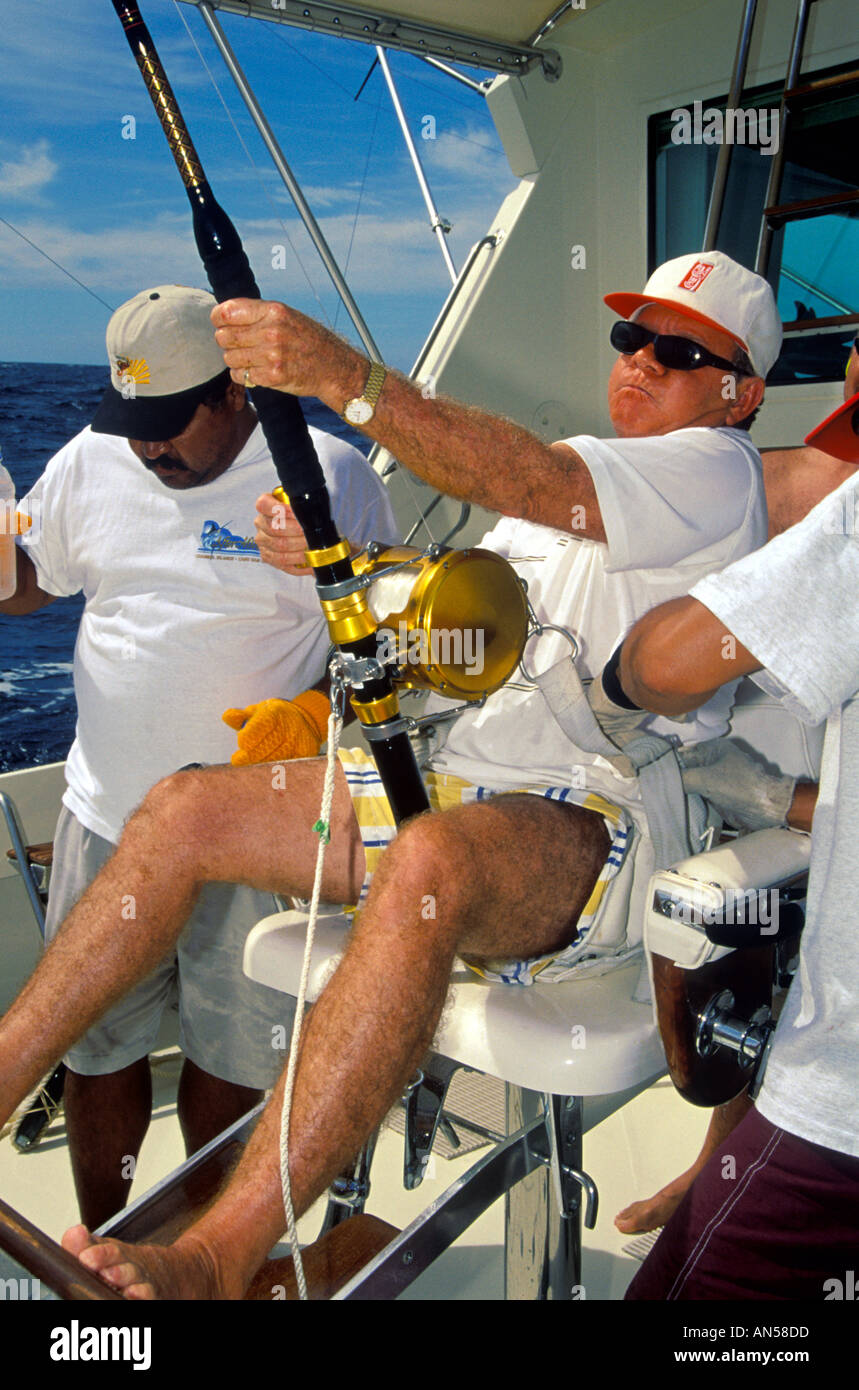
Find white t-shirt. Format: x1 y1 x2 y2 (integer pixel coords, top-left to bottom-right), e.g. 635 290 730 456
430 426 766 812
22 422 399 842
692 475 859 1158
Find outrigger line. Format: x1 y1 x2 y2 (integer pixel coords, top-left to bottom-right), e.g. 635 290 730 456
110 0 432 1298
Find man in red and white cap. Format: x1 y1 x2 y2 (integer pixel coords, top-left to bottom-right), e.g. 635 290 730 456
583 384 859 1300
0 252 811 1299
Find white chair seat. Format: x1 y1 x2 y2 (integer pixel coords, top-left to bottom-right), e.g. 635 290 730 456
244 909 665 1096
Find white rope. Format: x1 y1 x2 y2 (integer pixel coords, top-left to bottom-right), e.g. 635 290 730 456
278 704 344 1301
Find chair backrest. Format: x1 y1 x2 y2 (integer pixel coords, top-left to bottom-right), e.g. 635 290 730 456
728 677 823 780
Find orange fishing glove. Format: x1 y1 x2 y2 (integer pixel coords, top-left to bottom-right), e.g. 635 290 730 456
222 690 331 765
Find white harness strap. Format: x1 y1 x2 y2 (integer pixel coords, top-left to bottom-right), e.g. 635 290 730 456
534 656 704 870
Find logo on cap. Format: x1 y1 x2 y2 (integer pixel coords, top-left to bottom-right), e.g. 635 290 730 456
678 262 715 293
115 356 150 385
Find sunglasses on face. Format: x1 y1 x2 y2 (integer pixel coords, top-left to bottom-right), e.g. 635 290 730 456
610 319 742 374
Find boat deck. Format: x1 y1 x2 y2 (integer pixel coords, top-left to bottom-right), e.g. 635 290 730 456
0 1045 707 1301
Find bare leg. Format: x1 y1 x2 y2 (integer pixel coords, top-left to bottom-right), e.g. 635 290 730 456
63 1056 261 1230
63 1060 153 1229
62 794 611 1299
177 1058 262 1155
615 1091 752 1234
0 759 363 1131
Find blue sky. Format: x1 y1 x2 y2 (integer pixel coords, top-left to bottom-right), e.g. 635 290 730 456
0 0 516 368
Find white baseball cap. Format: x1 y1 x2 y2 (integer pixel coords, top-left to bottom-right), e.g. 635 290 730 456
604 251 783 377
91 285 227 440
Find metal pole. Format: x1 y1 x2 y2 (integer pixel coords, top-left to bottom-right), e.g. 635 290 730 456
0 792 46 934
755 0 814 275
376 47 458 285
528 1 575 45
417 54 490 96
197 1 383 360
703 0 759 249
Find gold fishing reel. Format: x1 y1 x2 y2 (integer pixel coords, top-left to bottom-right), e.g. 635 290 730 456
350 543 529 702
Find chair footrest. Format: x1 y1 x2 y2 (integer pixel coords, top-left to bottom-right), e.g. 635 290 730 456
245 1215 400 1301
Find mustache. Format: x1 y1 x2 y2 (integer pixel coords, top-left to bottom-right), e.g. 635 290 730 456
144 455 192 472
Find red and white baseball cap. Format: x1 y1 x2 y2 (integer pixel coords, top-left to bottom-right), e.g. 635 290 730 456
604 251 782 378
804 391 859 462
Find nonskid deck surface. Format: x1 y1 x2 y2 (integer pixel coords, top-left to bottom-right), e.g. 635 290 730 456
0 1048 707 1301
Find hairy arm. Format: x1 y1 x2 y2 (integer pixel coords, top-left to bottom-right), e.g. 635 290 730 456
213 300 606 540
0 547 56 615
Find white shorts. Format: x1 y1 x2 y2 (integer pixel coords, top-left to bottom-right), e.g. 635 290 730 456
337 748 637 985
44 806 293 1087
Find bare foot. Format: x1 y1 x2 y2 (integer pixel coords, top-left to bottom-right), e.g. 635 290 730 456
61 1224 238 1300
614 1171 694 1235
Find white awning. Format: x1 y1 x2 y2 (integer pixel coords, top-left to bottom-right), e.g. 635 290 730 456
180 1 579 77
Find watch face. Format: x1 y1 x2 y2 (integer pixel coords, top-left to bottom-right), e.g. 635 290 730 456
345 398 374 425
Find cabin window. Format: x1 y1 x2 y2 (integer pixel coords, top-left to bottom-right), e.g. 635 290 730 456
648 64 859 385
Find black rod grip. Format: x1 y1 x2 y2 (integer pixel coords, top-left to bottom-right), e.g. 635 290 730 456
372 736 435 823
190 186 331 503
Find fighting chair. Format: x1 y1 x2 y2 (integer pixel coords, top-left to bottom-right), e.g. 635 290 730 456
232 808 809 1301
0 688 815 1300
0 820 808 1302
222 682 817 1299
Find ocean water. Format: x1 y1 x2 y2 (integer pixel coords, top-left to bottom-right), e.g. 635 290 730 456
0 363 368 773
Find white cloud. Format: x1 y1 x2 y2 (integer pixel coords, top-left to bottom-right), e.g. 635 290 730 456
0 199 490 349
0 213 202 303
422 124 509 181
0 141 58 200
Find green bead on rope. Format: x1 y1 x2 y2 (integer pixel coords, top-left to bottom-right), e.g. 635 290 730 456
313 818 330 845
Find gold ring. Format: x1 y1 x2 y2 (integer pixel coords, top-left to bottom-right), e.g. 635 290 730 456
243 368 252 389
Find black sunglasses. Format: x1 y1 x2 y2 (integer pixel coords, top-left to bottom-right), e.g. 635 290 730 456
610 319 741 374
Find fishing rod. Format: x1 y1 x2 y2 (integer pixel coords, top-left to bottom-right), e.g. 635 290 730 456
111 0 430 823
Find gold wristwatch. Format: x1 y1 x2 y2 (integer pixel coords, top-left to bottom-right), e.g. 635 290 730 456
343 362 387 426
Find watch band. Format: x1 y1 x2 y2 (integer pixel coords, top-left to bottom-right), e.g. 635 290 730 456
343 361 387 421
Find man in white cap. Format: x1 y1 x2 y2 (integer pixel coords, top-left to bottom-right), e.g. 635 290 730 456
0 284 398 1229
0 252 791 1296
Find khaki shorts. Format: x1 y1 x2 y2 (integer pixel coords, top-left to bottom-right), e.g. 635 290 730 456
337 748 634 985
44 805 293 1087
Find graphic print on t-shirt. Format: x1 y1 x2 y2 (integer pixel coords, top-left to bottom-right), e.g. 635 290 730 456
197 519 261 560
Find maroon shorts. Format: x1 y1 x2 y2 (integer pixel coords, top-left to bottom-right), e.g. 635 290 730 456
626 1107 859 1300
